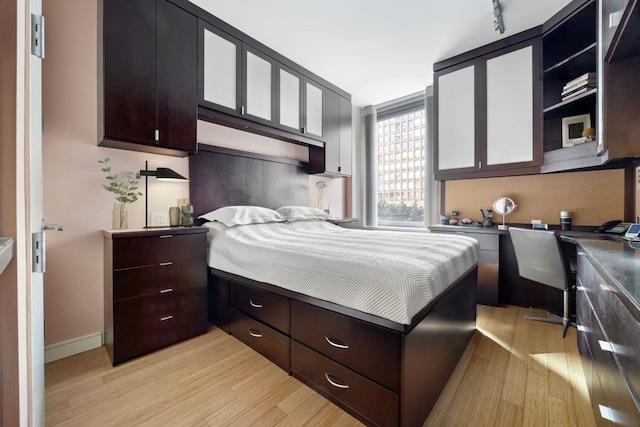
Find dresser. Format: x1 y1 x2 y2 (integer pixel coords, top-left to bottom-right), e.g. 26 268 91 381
571 237 640 426
104 227 208 365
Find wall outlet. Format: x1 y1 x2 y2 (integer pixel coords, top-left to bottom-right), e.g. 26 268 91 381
150 212 169 226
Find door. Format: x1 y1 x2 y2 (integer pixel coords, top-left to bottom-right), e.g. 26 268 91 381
29 0 45 423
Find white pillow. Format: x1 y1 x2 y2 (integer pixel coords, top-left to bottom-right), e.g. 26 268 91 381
198 206 284 227
276 206 330 221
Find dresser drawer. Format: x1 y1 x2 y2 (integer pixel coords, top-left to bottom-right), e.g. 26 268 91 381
113 257 206 300
113 232 206 269
112 303 207 365
229 307 290 370
291 340 399 427
229 281 290 334
291 300 400 393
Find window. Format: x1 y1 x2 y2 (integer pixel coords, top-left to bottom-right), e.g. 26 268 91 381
374 97 427 227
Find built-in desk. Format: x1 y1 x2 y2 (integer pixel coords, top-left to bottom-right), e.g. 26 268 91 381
567 236 640 426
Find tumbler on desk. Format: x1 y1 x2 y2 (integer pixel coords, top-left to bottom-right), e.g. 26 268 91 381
560 210 572 231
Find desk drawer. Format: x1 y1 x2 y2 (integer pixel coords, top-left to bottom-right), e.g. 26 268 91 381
450 231 498 251
114 257 206 300
229 307 290 370
230 281 290 334
291 340 399 427
291 300 400 393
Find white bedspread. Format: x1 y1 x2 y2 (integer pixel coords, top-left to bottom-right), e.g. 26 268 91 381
205 220 479 325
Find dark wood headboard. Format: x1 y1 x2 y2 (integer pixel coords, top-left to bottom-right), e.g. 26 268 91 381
188 144 310 221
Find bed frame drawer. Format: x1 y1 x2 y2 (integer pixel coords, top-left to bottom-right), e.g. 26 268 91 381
229 307 290 370
230 281 290 334
291 300 401 393
292 340 399 427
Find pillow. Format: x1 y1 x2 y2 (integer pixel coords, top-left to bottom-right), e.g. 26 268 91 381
198 206 284 227
276 206 330 221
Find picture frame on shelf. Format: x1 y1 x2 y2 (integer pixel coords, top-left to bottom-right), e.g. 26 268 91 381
562 114 591 147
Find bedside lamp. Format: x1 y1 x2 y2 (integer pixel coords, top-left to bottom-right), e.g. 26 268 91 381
140 161 188 228
315 180 327 210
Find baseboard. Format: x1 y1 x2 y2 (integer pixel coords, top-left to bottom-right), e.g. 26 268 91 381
44 332 103 363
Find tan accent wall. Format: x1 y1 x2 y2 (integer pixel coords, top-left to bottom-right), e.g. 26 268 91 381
444 169 625 227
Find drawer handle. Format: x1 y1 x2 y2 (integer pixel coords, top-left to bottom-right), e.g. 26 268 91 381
598 340 614 353
325 336 349 349
160 288 173 294
249 300 263 309
599 284 614 293
324 373 349 389
249 328 262 338
159 235 173 239
160 315 173 321
577 251 586 256
159 262 173 266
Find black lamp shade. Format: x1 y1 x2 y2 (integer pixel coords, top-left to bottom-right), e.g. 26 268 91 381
156 167 187 181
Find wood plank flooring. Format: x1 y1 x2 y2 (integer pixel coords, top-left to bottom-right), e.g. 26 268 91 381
45 305 595 426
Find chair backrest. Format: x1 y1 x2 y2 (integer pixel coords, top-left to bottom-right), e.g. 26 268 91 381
509 228 570 291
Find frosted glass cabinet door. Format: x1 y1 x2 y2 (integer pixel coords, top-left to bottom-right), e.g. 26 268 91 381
279 68 301 131
486 46 533 165
202 28 238 111
437 65 476 170
305 81 323 138
245 50 273 122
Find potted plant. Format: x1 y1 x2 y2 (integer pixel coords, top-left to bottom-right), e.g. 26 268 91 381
98 158 143 229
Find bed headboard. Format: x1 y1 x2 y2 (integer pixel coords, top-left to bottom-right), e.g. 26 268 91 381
188 144 310 221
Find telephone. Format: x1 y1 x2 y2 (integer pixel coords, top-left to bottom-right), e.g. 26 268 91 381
595 220 632 234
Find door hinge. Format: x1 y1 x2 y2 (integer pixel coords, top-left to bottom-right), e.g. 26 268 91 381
32 231 45 273
31 14 45 59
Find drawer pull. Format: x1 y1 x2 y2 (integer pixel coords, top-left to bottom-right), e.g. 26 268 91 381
160 288 173 294
249 328 262 338
159 262 173 266
159 235 173 239
599 284 614 293
577 251 586 256
325 373 349 389
325 336 349 349
598 340 614 353
249 300 263 309
160 315 173 321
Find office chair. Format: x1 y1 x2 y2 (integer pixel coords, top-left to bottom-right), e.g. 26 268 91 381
509 227 575 338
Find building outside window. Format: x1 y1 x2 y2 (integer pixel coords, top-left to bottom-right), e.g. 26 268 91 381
375 106 426 227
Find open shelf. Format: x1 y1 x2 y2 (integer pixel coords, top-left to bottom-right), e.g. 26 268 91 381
543 88 596 115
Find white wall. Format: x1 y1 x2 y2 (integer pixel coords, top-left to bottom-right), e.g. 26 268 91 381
43 0 349 350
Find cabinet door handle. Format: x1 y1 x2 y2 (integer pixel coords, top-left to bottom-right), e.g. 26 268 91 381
160 315 173 322
160 288 173 294
159 235 173 239
249 300 262 309
325 336 349 349
249 328 262 338
241 106 245 115
159 262 173 266
324 373 349 389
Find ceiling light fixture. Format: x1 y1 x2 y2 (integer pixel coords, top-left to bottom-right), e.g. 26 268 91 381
492 0 505 34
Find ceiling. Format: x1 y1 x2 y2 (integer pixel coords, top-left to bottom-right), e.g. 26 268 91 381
188 0 572 107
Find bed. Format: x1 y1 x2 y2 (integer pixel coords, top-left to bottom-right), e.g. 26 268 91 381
189 145 479 427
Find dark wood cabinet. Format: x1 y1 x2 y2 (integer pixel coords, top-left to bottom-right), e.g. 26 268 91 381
576 249 640 426
314 89 353 176
99 0 197 157
434 32 543 180
104 227 208 365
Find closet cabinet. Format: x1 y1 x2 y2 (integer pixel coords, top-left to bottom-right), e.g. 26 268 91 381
99 0 198 156
315 90 352 176
198 21 277 127
434 36 542 180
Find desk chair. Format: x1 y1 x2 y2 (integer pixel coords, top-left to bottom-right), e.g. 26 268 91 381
509 227 575 338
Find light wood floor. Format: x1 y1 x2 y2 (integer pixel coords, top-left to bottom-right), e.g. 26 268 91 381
45 305 595 426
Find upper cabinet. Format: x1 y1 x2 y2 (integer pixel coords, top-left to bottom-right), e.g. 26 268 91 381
312 90 352 176
99 0 198 157
434 35 542 180
198 21 277 127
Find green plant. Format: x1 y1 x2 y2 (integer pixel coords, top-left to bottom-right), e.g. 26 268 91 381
98 157 143 205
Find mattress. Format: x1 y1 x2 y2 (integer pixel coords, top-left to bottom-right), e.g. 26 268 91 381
205 220 479 325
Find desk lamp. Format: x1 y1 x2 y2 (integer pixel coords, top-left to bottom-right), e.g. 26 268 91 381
139 161 188 228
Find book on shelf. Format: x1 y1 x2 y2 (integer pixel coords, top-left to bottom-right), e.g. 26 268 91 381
563 72 596 93
561 85 595 101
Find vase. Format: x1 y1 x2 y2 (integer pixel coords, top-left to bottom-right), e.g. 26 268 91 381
113 202 128 230
169 206 181 227
181 200 194 227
